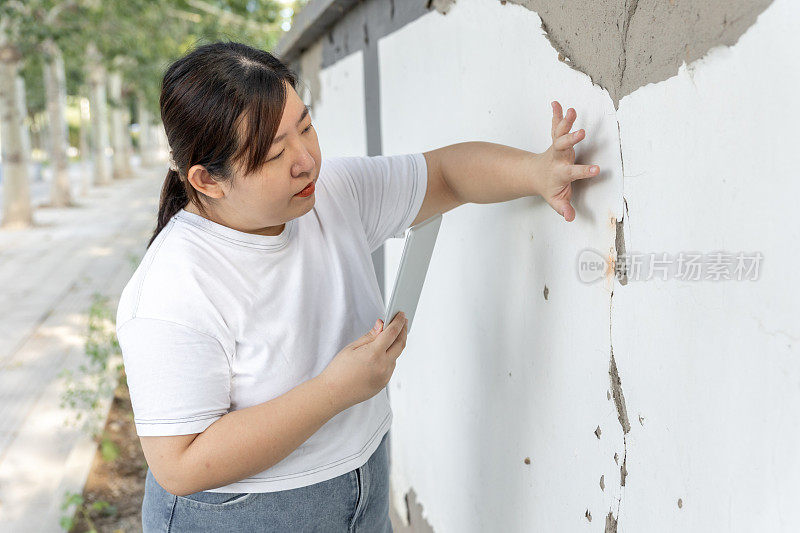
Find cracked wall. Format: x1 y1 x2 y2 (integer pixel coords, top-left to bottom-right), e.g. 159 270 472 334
505 0 773 108
281 0 798 530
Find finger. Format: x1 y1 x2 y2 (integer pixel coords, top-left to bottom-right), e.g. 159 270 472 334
550 101 563 139
387 319 408 360
553 129 585 151
375 312 406 351
558 202 576 222
555 107 576 138
569 164 600 181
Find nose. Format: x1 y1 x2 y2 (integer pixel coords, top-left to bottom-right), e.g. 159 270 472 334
292 146 316 177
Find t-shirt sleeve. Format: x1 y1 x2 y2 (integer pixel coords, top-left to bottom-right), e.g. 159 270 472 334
331 152 428 253
116 317 232 436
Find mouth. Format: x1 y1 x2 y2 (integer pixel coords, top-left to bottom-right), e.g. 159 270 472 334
295 179 316 197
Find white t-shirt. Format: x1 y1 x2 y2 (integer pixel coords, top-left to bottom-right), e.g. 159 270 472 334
115 152 427 493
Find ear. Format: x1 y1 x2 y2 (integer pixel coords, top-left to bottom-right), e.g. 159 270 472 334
186 165 225 199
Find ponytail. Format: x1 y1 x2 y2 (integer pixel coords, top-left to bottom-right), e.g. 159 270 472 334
147 169 188 249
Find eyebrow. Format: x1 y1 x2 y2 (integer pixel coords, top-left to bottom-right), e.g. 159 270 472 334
271 105 310 146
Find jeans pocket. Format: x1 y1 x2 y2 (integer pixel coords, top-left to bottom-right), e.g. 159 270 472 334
175 491 255 510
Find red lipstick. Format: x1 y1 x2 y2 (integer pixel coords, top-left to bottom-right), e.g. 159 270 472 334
296 181 315 197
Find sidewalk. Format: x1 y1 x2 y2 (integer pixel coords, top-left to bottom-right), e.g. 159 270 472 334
0 165 164 532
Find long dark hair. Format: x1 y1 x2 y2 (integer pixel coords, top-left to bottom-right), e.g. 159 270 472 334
148 41 299 249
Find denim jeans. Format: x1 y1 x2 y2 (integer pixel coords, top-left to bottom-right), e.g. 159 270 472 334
142 431 392 532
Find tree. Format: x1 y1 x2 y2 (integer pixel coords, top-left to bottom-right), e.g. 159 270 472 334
0 5 33 228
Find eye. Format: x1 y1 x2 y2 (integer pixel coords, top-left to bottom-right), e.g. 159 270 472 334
268 124 313 161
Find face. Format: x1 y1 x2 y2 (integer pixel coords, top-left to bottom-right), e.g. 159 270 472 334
186 81 321 236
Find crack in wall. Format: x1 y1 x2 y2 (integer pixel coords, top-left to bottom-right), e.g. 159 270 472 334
614 119 629 285
608 291 630 529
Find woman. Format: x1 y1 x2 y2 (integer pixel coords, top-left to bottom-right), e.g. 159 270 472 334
116 41 598 532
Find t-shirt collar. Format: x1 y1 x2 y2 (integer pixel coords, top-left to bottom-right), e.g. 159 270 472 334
174 208 295 251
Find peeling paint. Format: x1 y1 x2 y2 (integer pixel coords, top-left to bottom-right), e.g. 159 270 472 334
400 488 435 533
503 0 773 108
614 120 629 287
678 498 683 509
609 292 630 524
614 219 628 286
542 284 549 300
620 451 628 487
595 425 602 439
428 0 457 15
605 511 618 533
609 347 631 434
600 474 605 491
585 509 593 522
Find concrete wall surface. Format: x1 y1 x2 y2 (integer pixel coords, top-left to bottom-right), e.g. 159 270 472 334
287 0 799 530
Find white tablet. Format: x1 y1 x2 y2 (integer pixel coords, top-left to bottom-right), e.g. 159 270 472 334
383 213 443 334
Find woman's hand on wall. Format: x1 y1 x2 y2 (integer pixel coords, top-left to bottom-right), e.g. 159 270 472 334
536 101 601 222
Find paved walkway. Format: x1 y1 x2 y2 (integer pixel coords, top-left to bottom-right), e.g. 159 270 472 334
0 164 163 532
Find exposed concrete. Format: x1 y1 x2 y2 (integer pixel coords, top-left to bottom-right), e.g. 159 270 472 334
504 0 773 108
282 0 775 110
428 0 457 15
605 511 618 533
614 218 627 286
609 293 630 525
609 346 630 435
389 487 436 532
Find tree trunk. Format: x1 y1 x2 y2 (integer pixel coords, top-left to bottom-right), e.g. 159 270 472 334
15 76 31 165
78 95 91 195
0 45 33 228
108 70 130 180
42 38 73 207
122 105 134 174
86 43 111 186
138 94 158 167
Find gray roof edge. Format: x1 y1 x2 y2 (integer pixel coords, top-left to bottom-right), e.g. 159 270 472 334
273 0 361 63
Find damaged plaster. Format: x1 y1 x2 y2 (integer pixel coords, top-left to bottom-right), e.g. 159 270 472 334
505 0 773 108
392 487 436 533
609 292 631 525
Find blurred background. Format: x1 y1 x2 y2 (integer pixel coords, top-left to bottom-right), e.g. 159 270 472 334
0 1 311 531
2 1 799 532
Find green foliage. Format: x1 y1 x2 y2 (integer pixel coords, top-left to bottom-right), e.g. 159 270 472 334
126 251 142 271
4 0 306 129
99 435 120 462
59 490 117 533
59 292 123 440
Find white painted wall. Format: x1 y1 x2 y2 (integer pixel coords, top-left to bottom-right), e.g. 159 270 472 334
310 49 368 158
303 0 800 530
613 2 799 530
